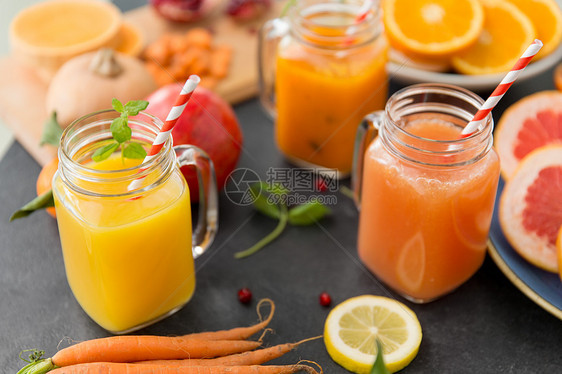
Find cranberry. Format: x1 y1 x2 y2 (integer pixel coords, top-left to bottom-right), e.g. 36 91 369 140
315 178 328 192
319 292 332 307
238 288 252 304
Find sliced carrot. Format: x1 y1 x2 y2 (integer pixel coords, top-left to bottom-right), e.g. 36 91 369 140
185 28 213 49
210 46 232 79
51 338 260 367
50 363 322 374
135 336 321 366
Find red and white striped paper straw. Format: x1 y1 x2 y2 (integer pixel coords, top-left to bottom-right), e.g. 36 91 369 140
129 75 200 190
461 39 543 137
355 0 375 23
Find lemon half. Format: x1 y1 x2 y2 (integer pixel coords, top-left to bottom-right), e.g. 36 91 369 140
324 295 422 373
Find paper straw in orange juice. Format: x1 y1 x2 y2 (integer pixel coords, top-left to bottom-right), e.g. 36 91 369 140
129 75 201 191
461 39 543 138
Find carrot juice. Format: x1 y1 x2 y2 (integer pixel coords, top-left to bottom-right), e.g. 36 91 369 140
275 36 388 173
260 0 388 175
357 118 500 302
54 155 195 333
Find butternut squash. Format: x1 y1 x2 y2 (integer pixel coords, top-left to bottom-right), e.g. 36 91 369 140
46 49 157 128
10 0 122 82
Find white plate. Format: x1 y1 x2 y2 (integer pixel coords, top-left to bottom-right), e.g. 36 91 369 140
387 41 562 91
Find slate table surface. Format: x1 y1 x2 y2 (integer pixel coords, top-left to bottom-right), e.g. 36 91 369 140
1 0 562 372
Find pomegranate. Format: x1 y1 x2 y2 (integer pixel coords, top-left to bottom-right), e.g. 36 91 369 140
226 0 272 22
145 84 243 200
150 0 220 22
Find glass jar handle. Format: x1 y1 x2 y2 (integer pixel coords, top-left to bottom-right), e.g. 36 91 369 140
351 111 384 207
258 18 290 119
174 145 218 259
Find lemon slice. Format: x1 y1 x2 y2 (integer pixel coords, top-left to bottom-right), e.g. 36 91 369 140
324 295 422 373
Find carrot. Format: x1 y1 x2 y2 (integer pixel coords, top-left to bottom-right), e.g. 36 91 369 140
135 336 322 366
51 338 260 367
186 299 275 341
50 363 322 374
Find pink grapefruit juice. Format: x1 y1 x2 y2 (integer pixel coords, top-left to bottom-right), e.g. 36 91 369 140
357 118 500 301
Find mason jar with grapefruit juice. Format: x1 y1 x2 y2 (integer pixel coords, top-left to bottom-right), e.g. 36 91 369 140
353 84 500 303
259 0 388 176
52 110 218 333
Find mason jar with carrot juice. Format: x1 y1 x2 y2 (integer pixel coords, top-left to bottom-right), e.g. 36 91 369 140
52 110 217 333
353 84 500 303
259 0 388 176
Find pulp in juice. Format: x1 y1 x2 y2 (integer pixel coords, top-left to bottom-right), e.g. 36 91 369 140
275 16 388 173
357 119 500 301
53 155 195 332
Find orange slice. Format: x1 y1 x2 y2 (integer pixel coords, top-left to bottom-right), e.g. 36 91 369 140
494 91 562 179
452 0 536 75
382 0 484 58
499 145 562 273
505 0 562 59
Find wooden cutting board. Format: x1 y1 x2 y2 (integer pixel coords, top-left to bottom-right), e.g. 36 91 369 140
0 3 282 166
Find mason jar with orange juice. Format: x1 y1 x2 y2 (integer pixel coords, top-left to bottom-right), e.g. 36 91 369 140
52 110 218 333
353 84 500 303
259 0 388 176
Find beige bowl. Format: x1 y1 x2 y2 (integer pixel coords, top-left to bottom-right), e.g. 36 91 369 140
10 0 122 83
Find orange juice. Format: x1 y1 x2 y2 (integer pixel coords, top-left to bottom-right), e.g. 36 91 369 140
54 155 195 333
259 0 388 175
357 118 500 302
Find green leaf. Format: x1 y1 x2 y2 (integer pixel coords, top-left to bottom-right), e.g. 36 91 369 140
40 112 63 147
112 98 124 113
249 183 281 219
235 205 289 259
110 117 131 143
123 142 147 159
124 100 149 116
288 199 330 226
10 190 54 221
370 339 391 374
92 142 119 162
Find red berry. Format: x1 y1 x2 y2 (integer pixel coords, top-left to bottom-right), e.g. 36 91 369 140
238 288 252 304
315 178 328 192
319 292 332 307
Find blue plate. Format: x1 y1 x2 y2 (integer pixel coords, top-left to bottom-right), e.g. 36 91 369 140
488 178 562 319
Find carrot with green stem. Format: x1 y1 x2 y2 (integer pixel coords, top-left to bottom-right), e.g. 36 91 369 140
134 336 322 366
49 362 323 374
17 339 261 374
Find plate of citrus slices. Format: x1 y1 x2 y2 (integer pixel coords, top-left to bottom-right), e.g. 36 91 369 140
487 91 562 320
383 0 562 91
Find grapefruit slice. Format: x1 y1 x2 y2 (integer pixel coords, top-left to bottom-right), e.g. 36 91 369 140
499 145 562 273
558 226 562 281
495 91 562 179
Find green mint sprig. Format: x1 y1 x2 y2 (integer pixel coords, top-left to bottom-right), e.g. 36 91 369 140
234 182 331 259
92 99 148 162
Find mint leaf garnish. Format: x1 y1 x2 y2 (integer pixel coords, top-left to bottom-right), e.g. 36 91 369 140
92 142 119 162
111 98 124 113
124 100 149 116
123 142 147 159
